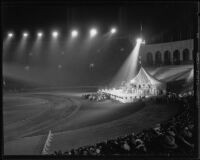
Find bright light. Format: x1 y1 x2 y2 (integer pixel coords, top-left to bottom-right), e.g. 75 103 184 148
111 38 142 86
23 32 29 37
52 31 59 38
90 28 98 37
37 32 43 37
71 30 78 38
136 38 142 43
8 32 14 38
110 28 117 34
136 38 145 44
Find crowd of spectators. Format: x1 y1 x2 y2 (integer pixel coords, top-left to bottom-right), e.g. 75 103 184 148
54 91 195 157
82 92 110 102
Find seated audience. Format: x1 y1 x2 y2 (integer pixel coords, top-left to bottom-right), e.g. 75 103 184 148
54 91 195 156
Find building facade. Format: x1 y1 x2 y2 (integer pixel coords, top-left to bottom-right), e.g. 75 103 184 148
140 39 194 66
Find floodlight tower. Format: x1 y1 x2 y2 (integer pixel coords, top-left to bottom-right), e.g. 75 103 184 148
139 22 145 44
138 22 146 68
136 23 145 69
136 37 145 68
140 22 143 38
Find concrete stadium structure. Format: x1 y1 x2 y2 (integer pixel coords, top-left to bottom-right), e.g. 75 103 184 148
140 39 194 66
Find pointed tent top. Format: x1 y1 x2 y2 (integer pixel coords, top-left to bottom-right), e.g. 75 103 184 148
130 67 166 89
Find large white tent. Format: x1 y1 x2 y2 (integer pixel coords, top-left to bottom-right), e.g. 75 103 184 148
101 67 167 103
130 67 166 90
128 67 166 96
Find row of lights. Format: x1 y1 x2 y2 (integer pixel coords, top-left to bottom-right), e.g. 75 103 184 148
7 27 117 39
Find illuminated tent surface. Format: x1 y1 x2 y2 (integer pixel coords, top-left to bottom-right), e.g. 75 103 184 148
130 67 166 90
187 68 194 82
181 68 194 93
174 68 194 81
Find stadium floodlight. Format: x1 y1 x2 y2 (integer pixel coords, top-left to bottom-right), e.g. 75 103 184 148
90 28 98 37
136 38 145 44
71 30 78 38
8 32 14 38
136 38 142 43
52 31 59 38
110 27 117 34
37 32 43 38
23 32 29 37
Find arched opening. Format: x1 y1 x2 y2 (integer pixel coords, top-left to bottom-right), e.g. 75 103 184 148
155 51 162 65
164 50 171 65
147 52 153 65
182 48 190 62
173 50 180 65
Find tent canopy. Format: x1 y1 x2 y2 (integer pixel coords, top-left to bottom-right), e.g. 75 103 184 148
130 67 166 90
187 68 194 82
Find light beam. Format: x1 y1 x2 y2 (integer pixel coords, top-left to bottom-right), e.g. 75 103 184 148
110 38 145 87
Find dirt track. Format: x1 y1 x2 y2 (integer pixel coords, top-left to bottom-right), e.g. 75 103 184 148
3 91 180 155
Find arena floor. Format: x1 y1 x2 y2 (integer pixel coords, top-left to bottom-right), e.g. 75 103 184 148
3 90 180 155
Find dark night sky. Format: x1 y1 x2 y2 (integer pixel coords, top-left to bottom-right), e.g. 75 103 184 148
2 0 197 88
2 1 196 40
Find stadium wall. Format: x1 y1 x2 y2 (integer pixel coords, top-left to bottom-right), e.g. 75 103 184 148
140 39 194 66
